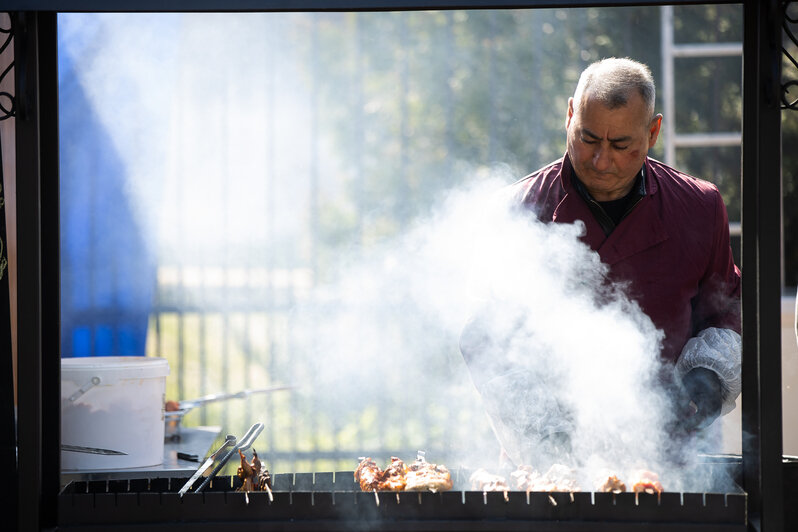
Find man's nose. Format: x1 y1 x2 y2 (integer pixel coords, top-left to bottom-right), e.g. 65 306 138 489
592 146 611 171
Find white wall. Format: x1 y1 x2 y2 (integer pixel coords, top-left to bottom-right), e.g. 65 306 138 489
720 293 798 455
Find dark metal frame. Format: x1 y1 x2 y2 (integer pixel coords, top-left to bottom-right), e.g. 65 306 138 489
12 11 60 532
784 1 798 110
0 15 17 532
741 2 787 531
2 1 787 531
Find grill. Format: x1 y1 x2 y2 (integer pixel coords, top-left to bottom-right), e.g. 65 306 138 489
7 3 796 532
59 466 749 531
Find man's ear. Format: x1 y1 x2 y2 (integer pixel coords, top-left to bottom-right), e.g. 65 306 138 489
565 97 575 129
649 113 663 148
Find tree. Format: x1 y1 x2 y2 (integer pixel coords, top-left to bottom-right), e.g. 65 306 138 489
306 6 747 270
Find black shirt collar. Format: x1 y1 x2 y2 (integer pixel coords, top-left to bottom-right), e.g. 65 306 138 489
571 166 646 235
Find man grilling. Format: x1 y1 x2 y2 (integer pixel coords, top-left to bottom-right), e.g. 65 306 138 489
460 57 741 467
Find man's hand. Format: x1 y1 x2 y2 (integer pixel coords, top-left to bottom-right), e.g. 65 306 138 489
680 367 723 431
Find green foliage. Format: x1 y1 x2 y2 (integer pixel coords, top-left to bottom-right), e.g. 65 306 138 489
673 5 743 43
302 6 751 274
673 57 742 134
676 146 741 222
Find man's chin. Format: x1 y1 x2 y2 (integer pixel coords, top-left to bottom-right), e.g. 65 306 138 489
582 176 617 191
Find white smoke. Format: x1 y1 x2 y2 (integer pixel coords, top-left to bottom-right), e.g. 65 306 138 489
57 13 731 491
287 173 697 491
58 13 319 259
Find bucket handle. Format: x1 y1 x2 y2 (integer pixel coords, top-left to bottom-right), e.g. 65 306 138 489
68 376 101 402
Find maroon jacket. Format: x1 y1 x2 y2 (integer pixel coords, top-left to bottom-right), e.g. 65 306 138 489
510 154 741 363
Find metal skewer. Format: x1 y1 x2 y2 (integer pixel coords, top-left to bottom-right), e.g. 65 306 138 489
165 387 290 441
177 386 292 411
62 444 128 456
263 478 274 502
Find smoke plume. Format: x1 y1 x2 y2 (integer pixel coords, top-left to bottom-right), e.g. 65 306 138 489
287 174 714 490
58 13 735 491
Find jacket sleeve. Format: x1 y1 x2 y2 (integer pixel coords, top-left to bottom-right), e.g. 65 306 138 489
676 188 742 415
691 188 741 335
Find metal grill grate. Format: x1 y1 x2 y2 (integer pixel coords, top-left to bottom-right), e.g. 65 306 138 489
58 471 747 531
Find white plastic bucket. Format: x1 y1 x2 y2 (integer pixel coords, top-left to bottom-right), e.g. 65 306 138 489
61 356 170 470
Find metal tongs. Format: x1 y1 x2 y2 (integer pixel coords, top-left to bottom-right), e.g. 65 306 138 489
185 422 264 495
178 434 236 497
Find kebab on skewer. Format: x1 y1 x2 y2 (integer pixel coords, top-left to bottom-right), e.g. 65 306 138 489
470 468 510 502
404 456 453 492
509 463 581 493
236 448 273 501
632 470 664 495
599 474 627 493
470 468 510 492
354 455 452 493
354 457 383 492
354 457 407 491
379 457 408 491
510 465 542 491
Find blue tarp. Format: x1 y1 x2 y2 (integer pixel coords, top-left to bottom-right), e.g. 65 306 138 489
58 41 155 357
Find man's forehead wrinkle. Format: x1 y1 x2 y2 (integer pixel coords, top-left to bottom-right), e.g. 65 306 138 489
577 91 651 131
608 134 632 143
580 126 632 143
581 127 601 140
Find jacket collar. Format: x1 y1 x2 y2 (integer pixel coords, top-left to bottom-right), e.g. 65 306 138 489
552 154 668 265
559 153 658 199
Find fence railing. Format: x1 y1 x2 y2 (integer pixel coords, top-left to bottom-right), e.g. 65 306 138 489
148 265 497 474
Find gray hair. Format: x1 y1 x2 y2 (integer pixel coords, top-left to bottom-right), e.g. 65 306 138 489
573 57 656 121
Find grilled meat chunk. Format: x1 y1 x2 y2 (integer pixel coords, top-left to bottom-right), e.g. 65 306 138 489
510 465 543 491
379 457 408 491
599 475 626 493
236 449 271 493
405 459 452 492
470 468 510 492
355 456 451 492
632 470 664 494
355 457 383 492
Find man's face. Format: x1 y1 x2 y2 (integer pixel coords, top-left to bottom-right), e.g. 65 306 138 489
565 91 662 202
